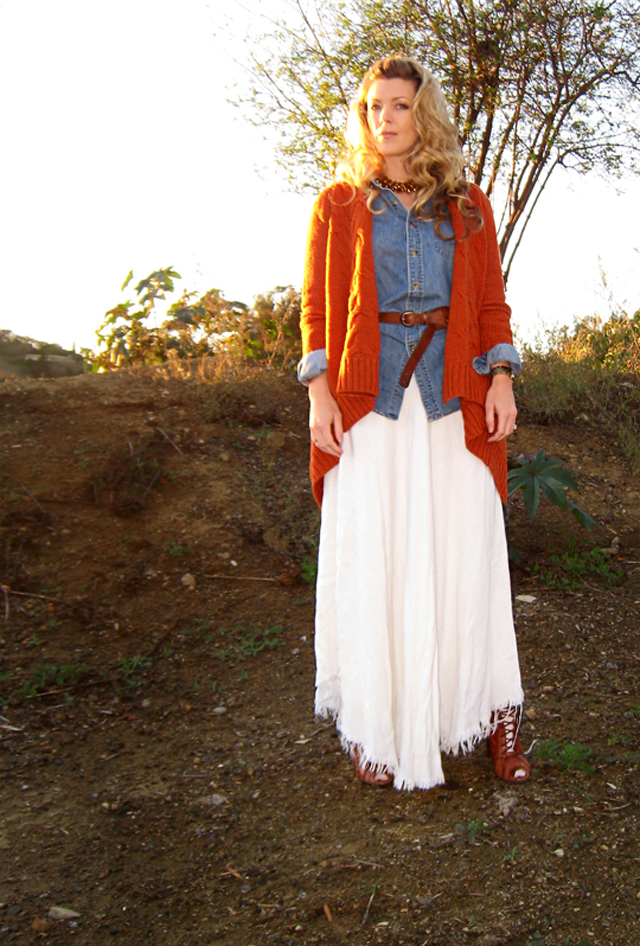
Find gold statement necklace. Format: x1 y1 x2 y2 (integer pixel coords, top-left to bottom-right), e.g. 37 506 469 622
375 176 419 193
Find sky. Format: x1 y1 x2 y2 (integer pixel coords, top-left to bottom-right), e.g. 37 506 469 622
0 0 638 354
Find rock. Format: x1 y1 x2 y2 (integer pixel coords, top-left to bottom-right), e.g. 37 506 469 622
553 848 565 858
212 705 227 715
181 573 196 590
515 594 536 603
48 906 81 920
32 917 53 932
197 793 227 807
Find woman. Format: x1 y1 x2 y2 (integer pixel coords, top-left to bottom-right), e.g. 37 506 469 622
298 56 530 790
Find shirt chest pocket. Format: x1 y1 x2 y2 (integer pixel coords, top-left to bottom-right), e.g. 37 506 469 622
431 218 455 261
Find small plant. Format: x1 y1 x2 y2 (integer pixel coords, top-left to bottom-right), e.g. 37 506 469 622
212 625 283 661
15 662 92 700
508 450 598 529
456 819 486 843
301 555 318 585
534 738 594 773
113 654 152 688
528 545 623 590
164 541 189 558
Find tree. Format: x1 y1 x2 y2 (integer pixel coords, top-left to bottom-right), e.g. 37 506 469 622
235 0 640 280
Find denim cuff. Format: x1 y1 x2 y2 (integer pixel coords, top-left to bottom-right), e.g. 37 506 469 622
473 343 522 376
297 348 328 385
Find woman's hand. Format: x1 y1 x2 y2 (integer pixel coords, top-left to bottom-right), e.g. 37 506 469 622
308 371 343 457
485 370 517 443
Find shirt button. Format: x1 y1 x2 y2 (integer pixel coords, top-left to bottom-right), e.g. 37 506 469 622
410 344 416 352
413 282 419 289
412 249 417 256
392 201 398 206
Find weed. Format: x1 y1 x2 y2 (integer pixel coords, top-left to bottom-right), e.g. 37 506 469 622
622 751 640 765
534 738 594 773
113 654 152 688
456 819 485 843
15 662 92 700
528 545 623 590
164 542 189 558
503 845 517 863
47 617 62 630
301 555 317 585
0 671 14 684
607 731 633 747
161 642 175 658
212 624 283 661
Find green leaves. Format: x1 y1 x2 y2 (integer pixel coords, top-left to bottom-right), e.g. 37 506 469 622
508 449 598 530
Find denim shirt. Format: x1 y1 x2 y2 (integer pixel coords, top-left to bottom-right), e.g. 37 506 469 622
298 184 520 419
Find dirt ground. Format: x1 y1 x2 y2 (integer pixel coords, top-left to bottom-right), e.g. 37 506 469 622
0 365 639 946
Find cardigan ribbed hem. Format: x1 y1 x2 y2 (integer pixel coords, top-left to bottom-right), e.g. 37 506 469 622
443 361 490 406
336 355 380 397
460 400 508 503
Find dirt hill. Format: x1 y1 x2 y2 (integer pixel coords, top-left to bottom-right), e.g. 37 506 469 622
0 366 638 946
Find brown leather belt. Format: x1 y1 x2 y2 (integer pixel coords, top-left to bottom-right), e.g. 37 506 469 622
379 308 449 388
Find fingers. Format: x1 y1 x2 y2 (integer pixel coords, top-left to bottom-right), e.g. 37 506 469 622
310 416 343 456
309 407 343 456
486 407 518 442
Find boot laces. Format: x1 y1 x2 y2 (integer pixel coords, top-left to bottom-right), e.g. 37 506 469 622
496 708 521 754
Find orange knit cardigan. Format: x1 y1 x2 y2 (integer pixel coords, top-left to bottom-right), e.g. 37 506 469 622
300 181 513 506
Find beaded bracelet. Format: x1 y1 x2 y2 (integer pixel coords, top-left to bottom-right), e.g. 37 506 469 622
490 365 514 379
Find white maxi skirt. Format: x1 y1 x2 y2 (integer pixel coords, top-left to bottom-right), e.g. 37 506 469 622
314 377 524 790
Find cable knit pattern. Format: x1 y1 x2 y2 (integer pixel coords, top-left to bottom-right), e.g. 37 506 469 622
301 182 512 505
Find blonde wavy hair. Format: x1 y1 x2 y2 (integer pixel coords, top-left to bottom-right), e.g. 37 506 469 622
337 56 482 235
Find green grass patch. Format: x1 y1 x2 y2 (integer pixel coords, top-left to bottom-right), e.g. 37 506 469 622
534 738 595 773
15 662 93 700
212 624 283 661
528 545 624 590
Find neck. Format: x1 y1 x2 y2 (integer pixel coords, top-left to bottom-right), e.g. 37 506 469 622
382 158 410 180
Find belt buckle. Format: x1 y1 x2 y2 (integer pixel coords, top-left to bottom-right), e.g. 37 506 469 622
401 311 413 327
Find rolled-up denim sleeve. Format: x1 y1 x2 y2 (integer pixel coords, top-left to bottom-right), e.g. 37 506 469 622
297 348 328 385
472 343 522 376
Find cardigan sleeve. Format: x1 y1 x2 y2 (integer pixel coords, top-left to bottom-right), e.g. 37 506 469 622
472 187 513 353
300 192 331 357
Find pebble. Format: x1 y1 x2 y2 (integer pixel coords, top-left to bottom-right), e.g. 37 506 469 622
181 573 196 590
212 706 227 715
48 907 81 920
198 794 227 807
515 594 536 603
553 848 565 858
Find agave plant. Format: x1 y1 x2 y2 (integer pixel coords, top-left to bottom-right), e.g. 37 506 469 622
507 450 598 530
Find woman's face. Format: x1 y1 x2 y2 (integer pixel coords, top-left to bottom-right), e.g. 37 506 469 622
366 77 419 164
